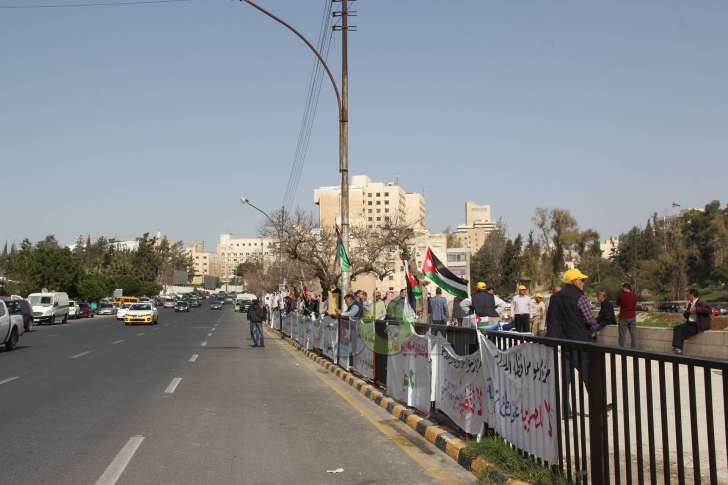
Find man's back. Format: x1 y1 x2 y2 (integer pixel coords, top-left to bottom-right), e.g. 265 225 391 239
472 291 498 317
431 296 448 321
616 290 638 319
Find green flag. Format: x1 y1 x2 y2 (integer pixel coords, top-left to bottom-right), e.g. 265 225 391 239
335 225 350 273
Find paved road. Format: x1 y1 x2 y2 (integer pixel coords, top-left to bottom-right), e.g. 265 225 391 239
0 306 474 485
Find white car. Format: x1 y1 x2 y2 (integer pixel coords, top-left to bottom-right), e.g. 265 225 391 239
28 292 70 325
0 300 24 350
123 303 159 325
116 303 133 321
68 300 80 319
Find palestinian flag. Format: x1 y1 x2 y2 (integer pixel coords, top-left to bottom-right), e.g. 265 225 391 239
335 225 350 273
420 247 468 298
404 259 422 302
402 260 418 327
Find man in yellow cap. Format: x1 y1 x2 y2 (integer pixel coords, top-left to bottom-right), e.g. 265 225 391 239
471 281 500 326
511 284 532 332
532 293 546 336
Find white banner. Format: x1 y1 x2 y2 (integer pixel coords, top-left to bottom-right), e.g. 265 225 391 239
282 313 292 337
313 317 322 351
338 318 353 370
321 316 338 362
351 319 375 381
303 316 314 350
271 309 281 330
386 329 433 414
433 342 484 436
477 333 558 463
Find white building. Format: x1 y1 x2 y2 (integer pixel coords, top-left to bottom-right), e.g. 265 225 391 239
216 233 276 279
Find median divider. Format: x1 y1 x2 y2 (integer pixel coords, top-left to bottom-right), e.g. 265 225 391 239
265 324 529 484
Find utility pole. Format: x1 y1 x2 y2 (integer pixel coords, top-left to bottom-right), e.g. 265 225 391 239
336 0 351 297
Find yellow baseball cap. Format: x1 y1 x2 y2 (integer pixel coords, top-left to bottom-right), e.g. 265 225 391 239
563 268 589 283
535 293 544 299
476 281 487 289
517 284 527 291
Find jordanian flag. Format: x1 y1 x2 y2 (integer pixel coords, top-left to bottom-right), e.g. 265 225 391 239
402 260 418 326
335 225 350 273
420 247 468 298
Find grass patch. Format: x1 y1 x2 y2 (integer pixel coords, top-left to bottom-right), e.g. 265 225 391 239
463 436 567 485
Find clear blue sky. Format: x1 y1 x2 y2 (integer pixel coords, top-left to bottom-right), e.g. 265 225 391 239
2 0 726 249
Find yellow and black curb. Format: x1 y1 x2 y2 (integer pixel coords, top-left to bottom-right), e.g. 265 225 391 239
272 329 529 484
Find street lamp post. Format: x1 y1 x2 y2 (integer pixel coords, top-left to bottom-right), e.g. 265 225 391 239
240 197 284 288
240 0 350 296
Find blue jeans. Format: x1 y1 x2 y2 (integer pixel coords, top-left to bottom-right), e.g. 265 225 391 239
252 321 264 347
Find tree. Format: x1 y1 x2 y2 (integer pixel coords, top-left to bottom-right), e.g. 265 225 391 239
470 227 507 292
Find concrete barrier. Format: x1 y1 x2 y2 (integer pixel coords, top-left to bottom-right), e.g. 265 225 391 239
596 325 728 359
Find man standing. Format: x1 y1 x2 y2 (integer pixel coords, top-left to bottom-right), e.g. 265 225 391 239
596 290 617 329
430 287 449 325
531 293 546 336
672 288 712 354
338 293 363 319
511 284 532 332
472 282 499 327
616 283 639 348
248 298 266 347
373 291 387 321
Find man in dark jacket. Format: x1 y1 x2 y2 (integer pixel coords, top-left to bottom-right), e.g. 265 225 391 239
596 291 617 328
672 288 711 354
248 298 266 347
471 281 499 325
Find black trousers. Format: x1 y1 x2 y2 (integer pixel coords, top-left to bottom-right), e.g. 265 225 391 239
514 314 530 332
672 321 699 350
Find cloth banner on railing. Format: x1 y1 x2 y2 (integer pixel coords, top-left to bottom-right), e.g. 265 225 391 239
313 317 322 351
338 318 353 370
303 316 314 350
271 309 281 330
433 342 484 436
321 316 338 362
477 333 557 463
386 327 435 414
294 315 305 345
351 319 375 381
282 313 292 337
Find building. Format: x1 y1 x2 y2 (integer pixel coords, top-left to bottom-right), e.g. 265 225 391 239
600 237 619 259
454 202 498 254
186 241 224 285
313 175 427 230
216 233 276 280
446 247 470 283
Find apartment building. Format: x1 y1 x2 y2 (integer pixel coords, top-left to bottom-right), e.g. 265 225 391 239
216 233 276 279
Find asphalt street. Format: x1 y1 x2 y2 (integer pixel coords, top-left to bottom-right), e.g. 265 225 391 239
0 305 474 485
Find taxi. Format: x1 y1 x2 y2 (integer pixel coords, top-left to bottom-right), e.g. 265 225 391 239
123 303 159 326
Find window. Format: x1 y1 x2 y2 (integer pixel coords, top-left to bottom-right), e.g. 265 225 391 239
368 217 372 221
385 192 389 196
376 201 381 205
377 209 381 213
376 217 381 221
385 208 389 213
368 201 372 206
376 192 380 196
368 193 372 197
385 200 389 205
368 209 372 213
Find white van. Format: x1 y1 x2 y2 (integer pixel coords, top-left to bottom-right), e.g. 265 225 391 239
28 292 70 325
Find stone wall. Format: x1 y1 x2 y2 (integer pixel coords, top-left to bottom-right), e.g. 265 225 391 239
596 325 728 360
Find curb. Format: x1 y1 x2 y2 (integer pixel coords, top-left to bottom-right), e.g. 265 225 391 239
272 329 530 485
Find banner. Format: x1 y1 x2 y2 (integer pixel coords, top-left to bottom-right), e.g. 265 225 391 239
282 313 292 337
433 342 484 435
271 309 281 331
477 333 557 463
351 319 375 381
303 316 314 350
386 329 433 414
321 316 338 362
313 317 322 351
338 318 353 370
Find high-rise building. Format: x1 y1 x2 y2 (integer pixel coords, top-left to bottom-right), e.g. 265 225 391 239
216 233 275 280
455 202 498 254
313 175 426 230
186 241 224 285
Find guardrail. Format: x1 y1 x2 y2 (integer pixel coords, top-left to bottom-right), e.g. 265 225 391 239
271 312 728 484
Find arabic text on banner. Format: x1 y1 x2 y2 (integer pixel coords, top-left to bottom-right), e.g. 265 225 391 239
351 319 375 381
477 333 558 463
433 342 484 435
338 319 353 370
321 316 338 362
386 329 433 414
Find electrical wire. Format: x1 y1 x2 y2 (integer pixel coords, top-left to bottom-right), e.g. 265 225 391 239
0 0 193 9
281 0 335 212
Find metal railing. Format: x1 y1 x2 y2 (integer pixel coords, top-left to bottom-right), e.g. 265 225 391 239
273 312 728 484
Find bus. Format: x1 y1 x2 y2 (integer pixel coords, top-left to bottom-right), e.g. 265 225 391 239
114 296 139 306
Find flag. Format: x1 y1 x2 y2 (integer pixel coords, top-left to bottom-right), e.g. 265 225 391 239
672 202 681 208
420 247 468 298
335 225 351 273
404 259 422 301
402 261 418 327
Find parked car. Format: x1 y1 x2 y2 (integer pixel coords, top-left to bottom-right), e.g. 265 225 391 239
4 298 33 332
0 299 24 350
96 302 115 315
175 300 190 312
189 298 201 308
162 298 175 309
28 291 70 325
78 302 95 318
210 300 223 310
658 302 681 313
124 303 159 325
68 300 80 319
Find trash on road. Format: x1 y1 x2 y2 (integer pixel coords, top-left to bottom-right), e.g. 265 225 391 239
326 468 344 474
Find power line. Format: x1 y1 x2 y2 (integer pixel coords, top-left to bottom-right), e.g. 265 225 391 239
0 0 193 9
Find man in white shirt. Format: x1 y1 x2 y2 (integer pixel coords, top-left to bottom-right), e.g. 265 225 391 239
511 284 532 332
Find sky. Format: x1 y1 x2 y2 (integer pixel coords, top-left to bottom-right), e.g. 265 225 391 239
1 0 727 250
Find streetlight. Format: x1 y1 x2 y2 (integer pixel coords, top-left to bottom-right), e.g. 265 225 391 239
239 0 351 296
240 196 284 288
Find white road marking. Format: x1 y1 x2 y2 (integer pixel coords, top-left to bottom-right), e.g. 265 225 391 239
201 341 207 347
0 376 20 385
70 351 92 359
136 332 144 336
164 377 182 394
94 435 145 485
207 332 213 337
189 354 199 362
112 339 125 345
191 326 210 329
152 328 159 331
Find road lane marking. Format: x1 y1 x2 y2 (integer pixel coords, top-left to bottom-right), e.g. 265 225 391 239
189 354 199 363
0 376 20 385
70 351 92 359
112 339 125 345
207 332 213 337
152 327 159 331
164 377 182 394
137 332 144 336
94 435 144 485
201 341 207 347
191 326 210 329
